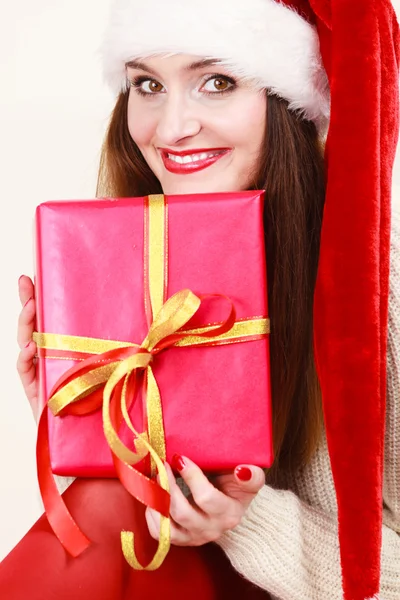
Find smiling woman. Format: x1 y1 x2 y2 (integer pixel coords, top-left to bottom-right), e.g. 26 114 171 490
98 61 326 502
3 1 400 600
96 58 326 484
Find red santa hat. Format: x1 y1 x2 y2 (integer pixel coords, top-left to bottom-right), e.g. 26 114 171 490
99 2 400 599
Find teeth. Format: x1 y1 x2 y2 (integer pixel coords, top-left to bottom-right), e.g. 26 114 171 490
167 151 222 164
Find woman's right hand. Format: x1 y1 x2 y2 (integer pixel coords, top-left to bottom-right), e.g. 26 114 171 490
17 275 38 418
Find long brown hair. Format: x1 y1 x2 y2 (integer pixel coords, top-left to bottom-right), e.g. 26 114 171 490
96 91 326 476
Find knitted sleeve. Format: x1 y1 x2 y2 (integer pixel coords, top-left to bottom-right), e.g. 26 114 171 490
215 208 400 600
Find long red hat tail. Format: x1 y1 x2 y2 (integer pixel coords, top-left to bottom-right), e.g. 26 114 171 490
306 1 400 598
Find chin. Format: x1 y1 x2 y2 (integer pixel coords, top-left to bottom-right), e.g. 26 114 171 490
160 179 242 196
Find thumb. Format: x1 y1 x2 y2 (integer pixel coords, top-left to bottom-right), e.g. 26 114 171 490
215 465 265 507
234 465 265 494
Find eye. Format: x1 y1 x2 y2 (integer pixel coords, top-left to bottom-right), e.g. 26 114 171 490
201 75 235 94
130 76 165 96
142 79 164 93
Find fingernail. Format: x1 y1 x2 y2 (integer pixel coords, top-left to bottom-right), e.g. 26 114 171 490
171 454 186 472
18 275 25 284
23 297 33 308
235 466 252 482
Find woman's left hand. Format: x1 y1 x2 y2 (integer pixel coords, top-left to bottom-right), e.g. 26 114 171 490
146 455 265 546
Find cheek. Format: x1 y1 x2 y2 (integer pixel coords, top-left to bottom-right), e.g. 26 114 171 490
127 99 155 147
228 96 266 153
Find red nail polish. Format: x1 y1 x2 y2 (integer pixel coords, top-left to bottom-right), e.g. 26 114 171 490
235 466 252 481
23 297 33 308
171 454 185 472
18 275 25 284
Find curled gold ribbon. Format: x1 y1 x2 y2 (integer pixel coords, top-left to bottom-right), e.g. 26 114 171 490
34 300 269 569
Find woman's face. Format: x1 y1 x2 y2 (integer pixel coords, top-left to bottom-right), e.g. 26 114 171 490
126 54 267 195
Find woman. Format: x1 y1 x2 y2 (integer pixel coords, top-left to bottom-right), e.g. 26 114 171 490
3 1 400 599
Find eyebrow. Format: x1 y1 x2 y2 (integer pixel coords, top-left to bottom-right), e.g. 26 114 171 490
125 58 222 76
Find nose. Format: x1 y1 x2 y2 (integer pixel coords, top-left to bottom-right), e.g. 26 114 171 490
155 92 201 145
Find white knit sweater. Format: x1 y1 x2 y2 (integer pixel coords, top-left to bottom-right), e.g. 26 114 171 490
56 209 400 599
216 206 400 600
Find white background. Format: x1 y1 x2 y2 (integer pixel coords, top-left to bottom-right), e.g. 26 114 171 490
1 1 400 562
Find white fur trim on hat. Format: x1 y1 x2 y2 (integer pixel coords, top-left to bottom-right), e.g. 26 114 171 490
98 0 330 131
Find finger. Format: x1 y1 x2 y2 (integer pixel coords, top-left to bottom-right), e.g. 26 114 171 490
171 455 231 517
18 275 34 306
212 466 265 510
229 465 265 509
162 462 206 531
16 342 38 410
17 297 36 349
234 465 266 494
145 506 191 546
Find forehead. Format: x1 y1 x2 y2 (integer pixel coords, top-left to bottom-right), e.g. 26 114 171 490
125 54 227 75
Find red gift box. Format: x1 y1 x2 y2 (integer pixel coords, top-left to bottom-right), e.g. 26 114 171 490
34 191 273 479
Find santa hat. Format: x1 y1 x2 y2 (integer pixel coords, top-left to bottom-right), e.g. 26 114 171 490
99 2 400 599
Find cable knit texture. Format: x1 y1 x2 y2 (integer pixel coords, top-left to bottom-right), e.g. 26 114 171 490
54 209 400 599
216 206 400 600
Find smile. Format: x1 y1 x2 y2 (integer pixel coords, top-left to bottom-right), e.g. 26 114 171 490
159 148 231 174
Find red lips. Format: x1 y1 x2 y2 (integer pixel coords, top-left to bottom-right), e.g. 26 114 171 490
159 148 231 175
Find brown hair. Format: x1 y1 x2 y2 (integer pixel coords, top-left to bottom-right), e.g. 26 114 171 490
96 91 325 477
